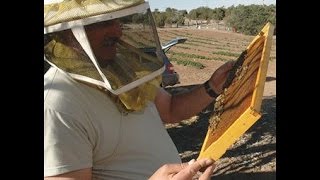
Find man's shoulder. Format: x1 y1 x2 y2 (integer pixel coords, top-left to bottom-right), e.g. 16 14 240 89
44 67 80 91
44 67 84 108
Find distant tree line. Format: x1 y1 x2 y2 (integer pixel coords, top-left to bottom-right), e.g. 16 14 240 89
152 8 188 28
151 4 276 35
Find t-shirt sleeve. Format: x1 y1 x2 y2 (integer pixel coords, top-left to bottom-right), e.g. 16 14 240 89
44 108 93 177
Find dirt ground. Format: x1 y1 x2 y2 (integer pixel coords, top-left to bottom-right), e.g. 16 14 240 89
163 30 276 179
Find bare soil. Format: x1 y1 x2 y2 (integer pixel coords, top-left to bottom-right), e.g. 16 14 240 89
162 28 276 179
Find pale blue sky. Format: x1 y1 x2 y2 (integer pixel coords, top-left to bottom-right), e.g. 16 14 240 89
147 0 276 12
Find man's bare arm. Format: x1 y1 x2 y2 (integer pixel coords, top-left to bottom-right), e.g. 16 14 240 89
155 61 234 123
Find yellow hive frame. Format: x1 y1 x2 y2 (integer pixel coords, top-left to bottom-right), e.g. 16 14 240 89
198 22 274 160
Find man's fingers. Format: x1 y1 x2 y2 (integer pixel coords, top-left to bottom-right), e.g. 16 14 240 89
187 158 214 174
221 60 236 74
173 158 214 179
213 61 235 79
188 159 196 165
210 60 236 93
160 162 189 174
199 164 216 180
225 60 236 68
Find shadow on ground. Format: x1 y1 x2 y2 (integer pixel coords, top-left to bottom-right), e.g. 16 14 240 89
165 84 276 179
212 171 276 180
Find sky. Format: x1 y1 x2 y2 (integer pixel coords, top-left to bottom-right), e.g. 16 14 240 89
44 0 276 12
147 0 276 12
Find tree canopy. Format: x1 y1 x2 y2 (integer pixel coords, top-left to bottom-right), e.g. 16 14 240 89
151 4 276 35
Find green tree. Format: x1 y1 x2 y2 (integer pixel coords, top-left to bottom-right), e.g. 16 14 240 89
153 12 167 27
225 4 276 35
212 8 225 21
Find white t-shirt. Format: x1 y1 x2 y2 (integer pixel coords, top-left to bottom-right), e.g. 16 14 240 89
44 68 181 179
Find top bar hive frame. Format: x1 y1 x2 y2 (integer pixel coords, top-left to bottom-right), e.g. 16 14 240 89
198 22 274 160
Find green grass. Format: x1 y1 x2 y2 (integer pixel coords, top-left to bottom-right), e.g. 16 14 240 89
169 51 212 60
212 51 240 57
170 58 205 69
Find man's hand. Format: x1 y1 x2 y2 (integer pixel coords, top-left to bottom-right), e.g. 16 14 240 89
149 158 216 180
209 61 235 94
